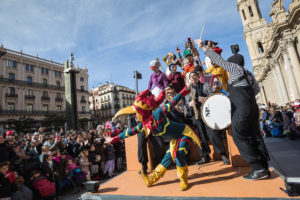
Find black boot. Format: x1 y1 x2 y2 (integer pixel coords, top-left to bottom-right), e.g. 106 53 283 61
221 155 230 165
196 156 210 165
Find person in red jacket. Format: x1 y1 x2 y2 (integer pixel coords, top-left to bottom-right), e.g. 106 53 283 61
30 170 55 200
167 63 185 93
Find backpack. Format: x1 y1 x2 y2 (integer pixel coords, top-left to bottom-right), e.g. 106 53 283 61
31 176 55 197
295 109 300 127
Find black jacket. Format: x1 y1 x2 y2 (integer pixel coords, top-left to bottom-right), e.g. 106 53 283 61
0 173 16 198
0 143 18 164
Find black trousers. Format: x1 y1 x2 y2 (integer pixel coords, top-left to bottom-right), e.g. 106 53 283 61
192 117 226 157
229 86 270 170
137 132 165 170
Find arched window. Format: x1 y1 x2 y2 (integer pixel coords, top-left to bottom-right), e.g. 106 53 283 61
257 42 264 53
248 6 254 17
242 9 246 20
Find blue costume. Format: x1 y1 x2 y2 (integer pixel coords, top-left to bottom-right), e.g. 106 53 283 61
111 86 200 190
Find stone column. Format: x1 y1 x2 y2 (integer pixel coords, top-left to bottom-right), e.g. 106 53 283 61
286 39 300 91
271 65 284 104
274 61 289 103
259 82 267 105
282 51 300 100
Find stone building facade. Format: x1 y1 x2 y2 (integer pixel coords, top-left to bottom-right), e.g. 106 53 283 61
0 45 91 130
89 82 136 124
237 0 300 105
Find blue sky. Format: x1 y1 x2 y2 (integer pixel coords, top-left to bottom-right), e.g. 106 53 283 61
0 0 293 91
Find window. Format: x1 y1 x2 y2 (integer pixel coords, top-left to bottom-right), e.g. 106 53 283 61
9 87 15 95
82 106 86 112
43 91 48 97
6 60 17 68
42 104 48 112
81 86 84 92
25 64 34 72
242 9 246 20
248 6 253 17
27 89 33 96
56 81 60 88
80 77 84 82
258 42 264 53
25 64 30 71
57 92 61 98
26 104 33 112
57 105 62 111
8 103 15 111
41 67 48 75
8 73 15 81
27 76 32 84
54 70 62 78
81 95 85 100
43 79 47 87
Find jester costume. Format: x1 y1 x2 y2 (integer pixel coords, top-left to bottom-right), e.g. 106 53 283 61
111 86 200 190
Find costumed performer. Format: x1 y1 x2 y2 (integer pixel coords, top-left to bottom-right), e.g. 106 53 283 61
204 41 229 92
167 63 185 93
106 86 201 191
148 59 168 97
198 40 271 180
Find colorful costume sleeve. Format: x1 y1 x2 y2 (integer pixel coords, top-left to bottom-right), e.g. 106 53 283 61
112 123 144 142
205 65 214 74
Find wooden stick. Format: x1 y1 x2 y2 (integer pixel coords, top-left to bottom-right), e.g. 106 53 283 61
197 26 205 50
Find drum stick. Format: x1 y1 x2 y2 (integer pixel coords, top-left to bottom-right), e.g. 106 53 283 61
197 26 205 50
156 58 167 75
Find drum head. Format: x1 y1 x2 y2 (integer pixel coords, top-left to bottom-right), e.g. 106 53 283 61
201 94 231 130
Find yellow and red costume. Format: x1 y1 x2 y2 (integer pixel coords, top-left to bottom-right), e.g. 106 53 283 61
111 86 200 190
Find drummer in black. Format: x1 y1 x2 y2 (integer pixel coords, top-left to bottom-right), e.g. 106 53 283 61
198 40 270 180
187 67 229 165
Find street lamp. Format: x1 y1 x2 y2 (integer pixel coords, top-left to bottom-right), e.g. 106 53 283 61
133 70 142 96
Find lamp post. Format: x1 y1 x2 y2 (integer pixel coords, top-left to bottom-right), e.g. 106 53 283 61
127 70 142 128
64 53 80 130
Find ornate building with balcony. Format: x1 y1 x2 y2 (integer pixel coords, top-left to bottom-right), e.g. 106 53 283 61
0 45 91 130
237 0 300 105
89 82 136 124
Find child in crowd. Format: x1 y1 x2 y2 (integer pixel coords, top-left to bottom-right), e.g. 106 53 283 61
88 145 101 180
0 161 17 200
65 159 86 186
104 143 116 177
79 149 91 181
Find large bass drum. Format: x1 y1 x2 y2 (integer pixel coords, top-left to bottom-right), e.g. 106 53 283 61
201 94 231 130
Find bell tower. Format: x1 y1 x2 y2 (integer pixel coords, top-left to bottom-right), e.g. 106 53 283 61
237 0 267 69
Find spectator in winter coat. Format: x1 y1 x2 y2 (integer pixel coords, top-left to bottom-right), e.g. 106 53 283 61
79 149 91 181
0 135 18 164
0 161 17 199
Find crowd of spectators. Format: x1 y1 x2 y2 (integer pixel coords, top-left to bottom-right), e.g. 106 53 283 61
259 99 300 139
0 123 126 200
